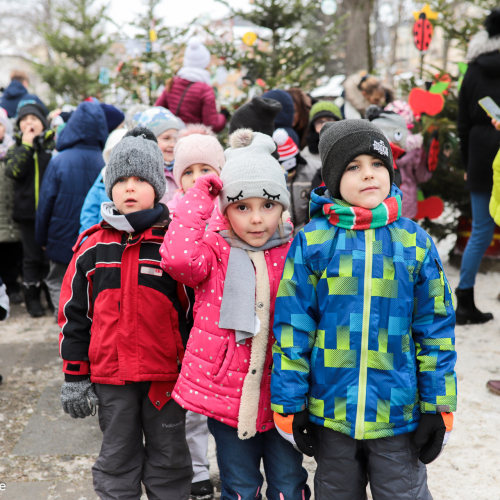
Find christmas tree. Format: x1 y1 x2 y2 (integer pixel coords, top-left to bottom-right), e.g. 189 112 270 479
206 0 342 91
35 0 109 103
113 0 190 105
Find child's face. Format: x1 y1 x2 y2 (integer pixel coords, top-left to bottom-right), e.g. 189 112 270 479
157 128 178 163
181 163 219 193
339 154 390 209
314 117 335 134
226 197 282 247
19 114 44 136
112 176 156 215
0 124 4 141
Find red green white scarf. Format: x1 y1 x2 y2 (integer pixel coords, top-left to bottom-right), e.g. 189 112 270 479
323 194 402 230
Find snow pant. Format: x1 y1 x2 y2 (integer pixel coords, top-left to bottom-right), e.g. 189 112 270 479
207 418 311 500
92 382 193 500
186 411 210 483
458 191 496 289
18 220 48 284
45 260 68 317
0 241 22 294
313 425 432 500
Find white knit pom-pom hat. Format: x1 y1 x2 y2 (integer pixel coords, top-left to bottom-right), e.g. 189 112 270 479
183 36 211 69
220 129 290 213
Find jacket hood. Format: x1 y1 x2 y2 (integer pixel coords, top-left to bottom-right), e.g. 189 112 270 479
56 101 108 152
467 30 500 63
343 73 372 116
3 80 27 99
309 183 403 219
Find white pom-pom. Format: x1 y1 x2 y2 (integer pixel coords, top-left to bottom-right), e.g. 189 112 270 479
187 36 202 49
272 128 289 146
230 128 253 149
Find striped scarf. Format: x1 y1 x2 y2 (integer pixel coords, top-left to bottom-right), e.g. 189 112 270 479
323 194 402 230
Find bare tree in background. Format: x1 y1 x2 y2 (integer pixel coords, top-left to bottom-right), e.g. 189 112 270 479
336 0 376 74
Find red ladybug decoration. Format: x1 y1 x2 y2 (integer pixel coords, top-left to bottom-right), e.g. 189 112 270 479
413 13 433 52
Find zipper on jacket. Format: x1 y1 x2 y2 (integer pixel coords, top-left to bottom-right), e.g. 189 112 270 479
34 152 39 209
128 232 133 243
355 228 374 440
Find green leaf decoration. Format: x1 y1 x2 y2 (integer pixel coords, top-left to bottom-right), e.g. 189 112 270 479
429 82 450 94
458 62 468 75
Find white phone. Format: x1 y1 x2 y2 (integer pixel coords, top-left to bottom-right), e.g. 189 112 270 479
479 97 500 121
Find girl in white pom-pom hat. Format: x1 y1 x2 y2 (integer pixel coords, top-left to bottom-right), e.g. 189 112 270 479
160 128 311 500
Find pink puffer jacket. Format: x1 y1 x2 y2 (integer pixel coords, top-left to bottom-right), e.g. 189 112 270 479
160 181 291 438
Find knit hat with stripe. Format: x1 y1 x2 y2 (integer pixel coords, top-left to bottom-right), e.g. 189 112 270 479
309 101 341 132
272 128 299 171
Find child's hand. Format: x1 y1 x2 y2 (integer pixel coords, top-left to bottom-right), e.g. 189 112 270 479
22 126 37 146
194 173 223 199
274 410 316 457
414 412 453 464
493 119 500 131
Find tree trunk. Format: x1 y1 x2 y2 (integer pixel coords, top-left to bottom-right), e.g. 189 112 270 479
338 0 375 75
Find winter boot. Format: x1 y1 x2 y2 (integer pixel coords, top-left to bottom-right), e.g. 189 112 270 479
191 479 214 499
455 287 493 325
41 282 55 314
22 283 45 318
487 380 500 396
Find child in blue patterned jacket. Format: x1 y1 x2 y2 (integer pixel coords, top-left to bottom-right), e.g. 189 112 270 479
271 120 457 500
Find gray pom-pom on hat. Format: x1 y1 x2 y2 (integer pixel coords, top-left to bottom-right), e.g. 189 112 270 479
105 126 166 200
220 129 290 213
319 119 394 199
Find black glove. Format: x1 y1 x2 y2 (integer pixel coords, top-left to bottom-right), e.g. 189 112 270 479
414 413 452 464
220 107 231 120
61 379 99 419
291 409 317 457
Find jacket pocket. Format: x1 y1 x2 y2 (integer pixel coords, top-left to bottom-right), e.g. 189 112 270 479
211 334 236 383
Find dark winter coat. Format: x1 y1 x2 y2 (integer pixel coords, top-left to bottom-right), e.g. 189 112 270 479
59 205 189 387
0 80 48 118
287 155 319 234
155 77 226 132
35 102 108 264
458 31 500 192
4 130 55 221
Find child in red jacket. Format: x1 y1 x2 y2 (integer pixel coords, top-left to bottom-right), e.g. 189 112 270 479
58 127 192 500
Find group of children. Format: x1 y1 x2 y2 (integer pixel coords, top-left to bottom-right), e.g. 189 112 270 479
53 94 456 500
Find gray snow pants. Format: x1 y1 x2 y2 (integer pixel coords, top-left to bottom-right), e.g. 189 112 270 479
92 382 193 500
186 411 210 483
314 426 433 500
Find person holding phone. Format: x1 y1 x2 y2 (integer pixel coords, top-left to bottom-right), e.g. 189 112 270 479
456 7 500 325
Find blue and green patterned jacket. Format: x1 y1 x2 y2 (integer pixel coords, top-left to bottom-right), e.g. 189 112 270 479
270 186 457 440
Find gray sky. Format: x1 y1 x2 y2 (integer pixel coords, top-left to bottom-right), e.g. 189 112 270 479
106 0 250 34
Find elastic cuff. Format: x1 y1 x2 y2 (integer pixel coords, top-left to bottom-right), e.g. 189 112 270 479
63 360 90 375
65 374 90 382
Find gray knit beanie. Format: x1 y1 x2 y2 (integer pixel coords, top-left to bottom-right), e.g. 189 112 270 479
220 129 290 213
319 120 394 199
105 127 166 201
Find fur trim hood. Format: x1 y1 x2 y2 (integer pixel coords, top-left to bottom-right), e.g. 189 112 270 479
467 30 500 61
343 73 372 117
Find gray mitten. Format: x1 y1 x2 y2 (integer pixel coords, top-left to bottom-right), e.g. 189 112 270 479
61 380 99 419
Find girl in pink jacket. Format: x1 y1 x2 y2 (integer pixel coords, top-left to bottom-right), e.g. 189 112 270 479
167 124 225 218
160 129 310 500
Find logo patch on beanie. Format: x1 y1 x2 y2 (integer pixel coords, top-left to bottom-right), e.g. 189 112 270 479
371 138 389 157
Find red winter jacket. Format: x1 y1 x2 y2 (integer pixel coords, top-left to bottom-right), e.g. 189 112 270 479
155 77 226 133
58 207 189 392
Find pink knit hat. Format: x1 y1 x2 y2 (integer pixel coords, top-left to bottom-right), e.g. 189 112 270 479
173 133 225 188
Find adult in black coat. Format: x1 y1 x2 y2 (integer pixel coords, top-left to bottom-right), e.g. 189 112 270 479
456 8 500 325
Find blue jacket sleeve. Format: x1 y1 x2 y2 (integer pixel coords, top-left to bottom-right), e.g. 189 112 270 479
80 173 104 234
271 230 319 414
35 158 59 247
412 236 457 414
